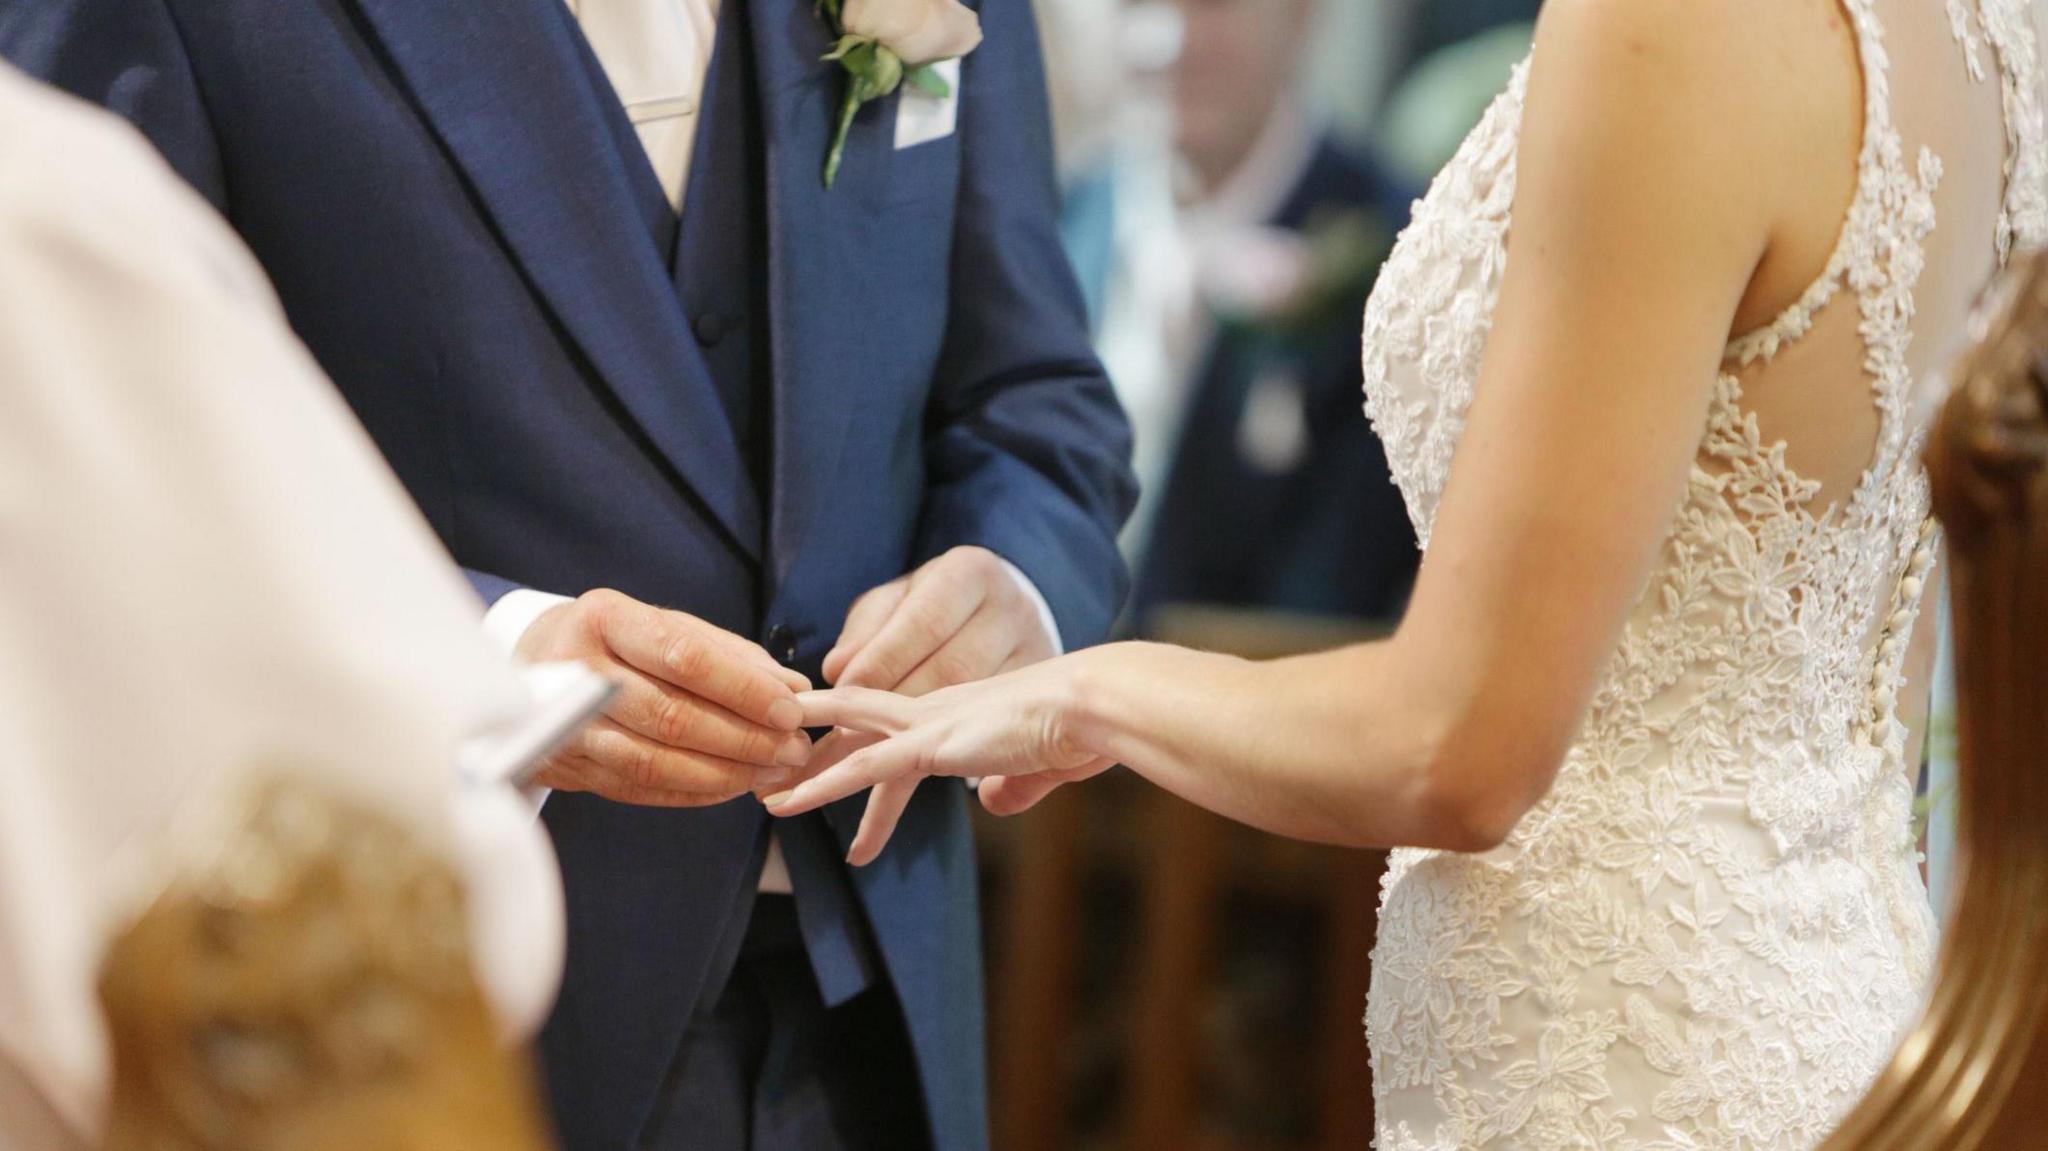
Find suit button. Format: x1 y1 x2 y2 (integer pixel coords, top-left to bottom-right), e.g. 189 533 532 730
766 624 798 665
692 311 729 348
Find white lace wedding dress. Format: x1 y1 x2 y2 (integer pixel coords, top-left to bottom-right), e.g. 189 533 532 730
1359 2 2047 1148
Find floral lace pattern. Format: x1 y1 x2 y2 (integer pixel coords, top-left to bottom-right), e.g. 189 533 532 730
1358 3 2046 1148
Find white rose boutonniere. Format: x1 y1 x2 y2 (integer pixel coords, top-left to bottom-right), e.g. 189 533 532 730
817 0 982 187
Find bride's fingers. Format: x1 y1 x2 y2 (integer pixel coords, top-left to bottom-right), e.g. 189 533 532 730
761 735 924 817
980 760 1117 817
847 776 922 866
763 729 878 796
795 686 919 735
978 775 1059 816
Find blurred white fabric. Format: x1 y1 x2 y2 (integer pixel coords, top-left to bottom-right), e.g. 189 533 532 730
0 63 566 1149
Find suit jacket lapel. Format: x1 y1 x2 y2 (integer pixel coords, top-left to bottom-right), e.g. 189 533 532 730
750 0 872 582
350 0 761 558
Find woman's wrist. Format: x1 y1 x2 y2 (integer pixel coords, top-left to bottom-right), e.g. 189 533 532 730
1056 641 1244 771
1051 641 1140 765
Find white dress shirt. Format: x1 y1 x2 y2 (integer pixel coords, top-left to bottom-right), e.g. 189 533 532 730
491 0 1061 894
0 64 563 1150
563 0 718 216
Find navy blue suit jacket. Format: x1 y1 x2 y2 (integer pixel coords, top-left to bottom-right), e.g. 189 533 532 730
1134 137 1416 625
1 2 1136 1148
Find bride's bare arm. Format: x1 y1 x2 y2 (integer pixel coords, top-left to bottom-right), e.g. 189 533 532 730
776 0 1855 859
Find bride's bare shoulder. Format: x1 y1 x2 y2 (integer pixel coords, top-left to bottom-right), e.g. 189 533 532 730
1518 0 1861 250
1528 0 1853 108
1533 0 1851 51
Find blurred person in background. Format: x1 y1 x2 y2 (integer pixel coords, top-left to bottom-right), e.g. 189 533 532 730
1132 0 1419 626
1053 0 1422 627
1041 0 1194 496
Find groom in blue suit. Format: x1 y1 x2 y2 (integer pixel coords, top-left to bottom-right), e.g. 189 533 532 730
1 1 1135 1148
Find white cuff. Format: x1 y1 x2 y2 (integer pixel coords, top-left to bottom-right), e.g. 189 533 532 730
481 588 574 659
477 589 575 813
994 557 1064 656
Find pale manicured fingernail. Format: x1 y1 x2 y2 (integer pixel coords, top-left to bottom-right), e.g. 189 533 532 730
767 698 803 730
761 790 796 809
776 734 812 769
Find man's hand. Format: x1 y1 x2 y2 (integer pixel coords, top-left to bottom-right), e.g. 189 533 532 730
516 589 813 807
824 546 1058 696
809 547 1060 847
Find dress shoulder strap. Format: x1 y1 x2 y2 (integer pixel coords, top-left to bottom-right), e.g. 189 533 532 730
1950 0 2048 258
1722 0 1908 366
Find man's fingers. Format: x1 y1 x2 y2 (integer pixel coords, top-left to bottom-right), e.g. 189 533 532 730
837 578 987 690
825 580 909 685
608 674 812 769
762 737 923 817
529 754 597 796
604 610 803 731
699 624 777 669
698 626 813 692
577 719 795 798
588 779 751 809
847 777 922 866
536 752 749 809
795 686 920 736
892 604 1019 698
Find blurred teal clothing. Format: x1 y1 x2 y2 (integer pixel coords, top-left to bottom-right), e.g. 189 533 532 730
1927 596 1960 926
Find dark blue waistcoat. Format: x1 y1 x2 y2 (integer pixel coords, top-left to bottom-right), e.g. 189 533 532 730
562 0 886 1050
540 3 920 1143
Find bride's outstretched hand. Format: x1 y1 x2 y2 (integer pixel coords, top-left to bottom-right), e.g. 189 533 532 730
763 658 1116 865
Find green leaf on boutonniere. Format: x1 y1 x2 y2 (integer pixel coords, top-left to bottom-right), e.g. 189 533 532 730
822 34 906 188
904 63 952 99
